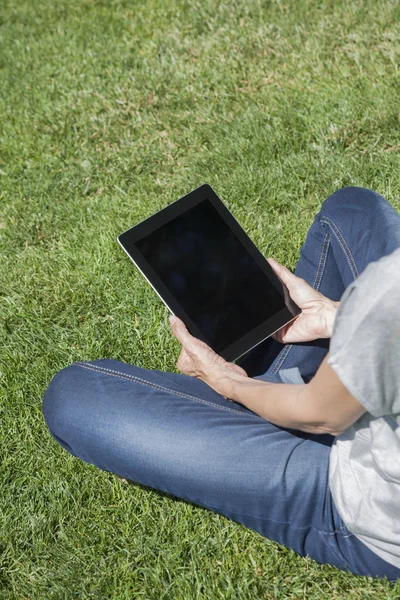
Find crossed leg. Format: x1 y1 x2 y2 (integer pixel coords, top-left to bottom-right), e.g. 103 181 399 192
43 188 400 580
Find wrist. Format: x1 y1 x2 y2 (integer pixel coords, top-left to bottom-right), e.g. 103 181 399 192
206 369 248 400
323 300 340 338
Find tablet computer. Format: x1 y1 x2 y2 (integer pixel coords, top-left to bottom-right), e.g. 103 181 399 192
118 184 301 362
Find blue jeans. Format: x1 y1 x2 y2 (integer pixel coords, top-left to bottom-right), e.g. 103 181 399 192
43 187 400 581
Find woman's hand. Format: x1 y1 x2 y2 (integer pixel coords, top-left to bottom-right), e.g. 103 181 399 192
169 315 248 398
267 257 339 343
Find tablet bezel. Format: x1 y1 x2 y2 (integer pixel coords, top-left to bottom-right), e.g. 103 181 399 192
118 184 301 362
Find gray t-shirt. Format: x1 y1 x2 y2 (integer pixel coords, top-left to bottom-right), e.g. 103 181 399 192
328 247 400 568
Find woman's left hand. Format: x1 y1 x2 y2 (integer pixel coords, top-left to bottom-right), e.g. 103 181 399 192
169 315 248 398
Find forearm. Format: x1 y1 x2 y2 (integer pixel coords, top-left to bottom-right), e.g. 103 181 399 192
170 305 352 435
225 298 341 426
225 375 337 435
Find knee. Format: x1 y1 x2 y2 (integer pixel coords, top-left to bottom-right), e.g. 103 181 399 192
318 187 388 219
42 363 82 441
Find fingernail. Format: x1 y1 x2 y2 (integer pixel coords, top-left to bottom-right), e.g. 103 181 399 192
169 315 177 324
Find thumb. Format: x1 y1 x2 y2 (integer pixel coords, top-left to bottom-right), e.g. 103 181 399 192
267 257 317 306
169 315 194 347
267 257 299 289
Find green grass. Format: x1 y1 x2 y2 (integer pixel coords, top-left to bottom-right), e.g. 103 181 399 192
1 0 400 597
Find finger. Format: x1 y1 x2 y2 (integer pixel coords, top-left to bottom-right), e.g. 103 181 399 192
267 257 299 287
267 258 310 304
169 315 196 347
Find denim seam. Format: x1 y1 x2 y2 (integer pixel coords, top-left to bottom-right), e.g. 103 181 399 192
72 364 353 542
74 362 257 419
195 502 351 536
319 530 352 571
271 227 331 374
313 232 330 291
319 217 359 280
122 473 351 537
153 483 350 536
312 231 329 290
271 345 291 373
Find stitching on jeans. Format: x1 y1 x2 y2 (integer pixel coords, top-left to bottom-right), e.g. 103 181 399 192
311 232 324 288
71 366 356 550
122 473 352 537
312 231 329 290
314 233 330 291
271 345 291 373
210 507 350 536
320 217 358 279
153 481 352 536
73 364 353 541
73 362 257 418
271 228 331 374
320 217 359 280
74 362 252 417
319 530 352 571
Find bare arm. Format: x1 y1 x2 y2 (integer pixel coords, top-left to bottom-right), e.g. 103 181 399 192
170 320 366 437
170 256 366 436
223 353 366 436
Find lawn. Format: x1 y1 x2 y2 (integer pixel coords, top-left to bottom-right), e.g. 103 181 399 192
1 0 400 597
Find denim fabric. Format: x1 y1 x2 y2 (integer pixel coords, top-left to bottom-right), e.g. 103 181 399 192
43 188 400 581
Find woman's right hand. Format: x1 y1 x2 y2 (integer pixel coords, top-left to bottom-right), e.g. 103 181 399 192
267 257 340 343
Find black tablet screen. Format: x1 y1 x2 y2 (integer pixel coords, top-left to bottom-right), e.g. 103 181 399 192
136 199 285 353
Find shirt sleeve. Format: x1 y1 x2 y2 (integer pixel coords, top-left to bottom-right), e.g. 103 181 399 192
327 250 400 418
